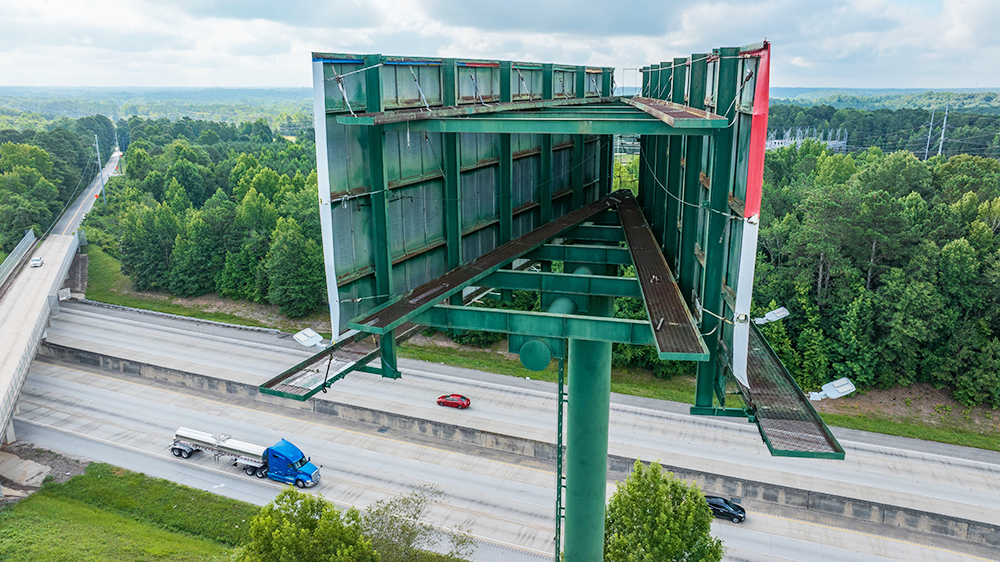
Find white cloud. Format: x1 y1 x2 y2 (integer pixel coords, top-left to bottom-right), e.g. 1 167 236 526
0 0 997 88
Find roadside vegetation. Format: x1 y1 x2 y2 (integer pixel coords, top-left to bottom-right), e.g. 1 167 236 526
4 106 994 452
1 462 474 562
0 463 253 561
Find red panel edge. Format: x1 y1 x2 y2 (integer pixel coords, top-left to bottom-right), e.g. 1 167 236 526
744 42 770 218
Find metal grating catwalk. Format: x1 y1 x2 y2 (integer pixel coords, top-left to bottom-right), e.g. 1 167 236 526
745 324 845 459
354 195 619 333
615 191 707 358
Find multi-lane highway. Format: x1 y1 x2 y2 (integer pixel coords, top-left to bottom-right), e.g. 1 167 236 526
17 362 995 562
16 301 1000 561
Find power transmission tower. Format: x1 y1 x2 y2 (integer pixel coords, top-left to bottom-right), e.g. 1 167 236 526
937 104 949 157
924 108 935 161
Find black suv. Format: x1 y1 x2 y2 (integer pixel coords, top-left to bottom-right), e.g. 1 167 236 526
705 496 746 523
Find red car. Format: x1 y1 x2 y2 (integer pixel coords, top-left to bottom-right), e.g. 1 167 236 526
437 394 471 409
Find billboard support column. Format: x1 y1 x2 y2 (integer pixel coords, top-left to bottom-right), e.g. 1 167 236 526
564 292 613 562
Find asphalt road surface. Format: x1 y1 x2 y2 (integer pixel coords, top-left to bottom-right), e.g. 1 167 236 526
16 358 996 562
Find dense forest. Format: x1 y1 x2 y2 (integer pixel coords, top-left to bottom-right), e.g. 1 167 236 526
85 116 323 317
767 104 1000 159
4 102 1000 409
0 114 115 254
754 141 1000 407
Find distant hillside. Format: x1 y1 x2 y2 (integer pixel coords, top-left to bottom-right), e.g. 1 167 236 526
0 87 312 133
771 88 1000 114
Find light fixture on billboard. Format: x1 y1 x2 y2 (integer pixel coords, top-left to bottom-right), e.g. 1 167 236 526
809 377 857 401
293 328 325 348
753 306 789 325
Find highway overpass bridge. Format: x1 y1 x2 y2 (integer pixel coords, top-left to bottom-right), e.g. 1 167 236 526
0 153 119 444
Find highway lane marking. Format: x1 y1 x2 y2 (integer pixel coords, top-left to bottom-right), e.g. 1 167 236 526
14 417 552 557
29 363 556 477
754 511 999 562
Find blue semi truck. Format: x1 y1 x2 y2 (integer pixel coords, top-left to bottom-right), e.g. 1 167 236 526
170 427 321 488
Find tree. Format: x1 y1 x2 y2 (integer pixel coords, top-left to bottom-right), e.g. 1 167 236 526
169 216 217 297
852 150 932 199
166 159 208 207
605 459 723 562
361 485 475 562
833 288 880 388
217 230 271 302
235 487 378 562
266 217 326 317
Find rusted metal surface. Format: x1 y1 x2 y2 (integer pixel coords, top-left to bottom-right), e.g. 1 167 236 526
353 194 619 333
745 325 844 457
615 191 707 358
259 337 376 394
622 97 727 128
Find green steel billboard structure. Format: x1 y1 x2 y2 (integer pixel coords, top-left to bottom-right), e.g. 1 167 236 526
259 40 845 562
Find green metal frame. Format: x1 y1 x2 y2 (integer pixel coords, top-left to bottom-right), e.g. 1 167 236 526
306 43 841 562
481 270 642 299
525 244 632 265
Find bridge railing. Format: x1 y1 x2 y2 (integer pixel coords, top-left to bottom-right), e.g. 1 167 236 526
0 291 50 440
0 230 37 289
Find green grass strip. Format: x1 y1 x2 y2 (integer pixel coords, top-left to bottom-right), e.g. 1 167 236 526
820 413 1000 452
39 463 261 546
86 246 272 329
0 493 233 561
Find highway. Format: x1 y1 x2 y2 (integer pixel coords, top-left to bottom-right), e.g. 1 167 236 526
43 302 1000 524
53 150 120 236
16 302 999 560
16 363 996 562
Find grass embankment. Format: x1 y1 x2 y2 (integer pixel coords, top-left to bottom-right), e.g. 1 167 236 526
0 463 259 561
86 246 270 328
819 413 1000 452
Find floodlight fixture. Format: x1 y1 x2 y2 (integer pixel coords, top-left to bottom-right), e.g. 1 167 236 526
808 377 857 401
293 328 325 348
753 306 789 325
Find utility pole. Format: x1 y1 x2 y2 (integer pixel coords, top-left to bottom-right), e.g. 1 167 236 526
937 104 949 157
95 134 105 206
924 108 935 161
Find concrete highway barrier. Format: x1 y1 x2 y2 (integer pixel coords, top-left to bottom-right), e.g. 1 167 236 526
36 340 1000 554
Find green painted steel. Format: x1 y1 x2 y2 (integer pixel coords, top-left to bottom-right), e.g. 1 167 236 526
308 42 843 562
337 96 623 125
563 293 612 562
480 269 642 299
554 358 567 561
565 224 626 242
525 243 632 265
678 54 708 303
694 47 740 410
664 58 687 257
382 117 719 135
410 305 668 347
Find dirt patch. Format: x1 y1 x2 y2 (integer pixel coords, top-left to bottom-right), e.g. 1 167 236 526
94 280 331 335
0 441 91 503
399 330 461 349
813 383 1000 435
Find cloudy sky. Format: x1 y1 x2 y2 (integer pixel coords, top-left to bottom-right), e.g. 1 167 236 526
2 0 998 90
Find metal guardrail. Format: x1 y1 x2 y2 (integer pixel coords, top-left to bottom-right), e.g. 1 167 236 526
0 230 37 289
0 294 50 442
